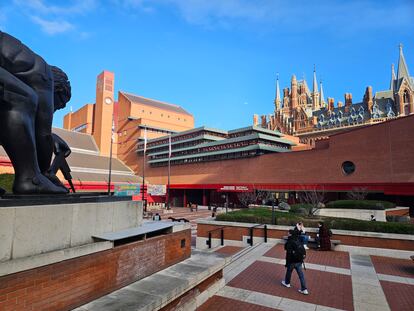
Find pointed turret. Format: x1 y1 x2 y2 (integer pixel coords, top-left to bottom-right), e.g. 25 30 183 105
291 75 298 110
274 74 281 111
390 63 396 91
312 65 318 94
312 65 319 110
397 44 411 89
319 80 325 108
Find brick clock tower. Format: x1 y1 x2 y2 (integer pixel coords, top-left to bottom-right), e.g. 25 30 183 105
93 71 115 157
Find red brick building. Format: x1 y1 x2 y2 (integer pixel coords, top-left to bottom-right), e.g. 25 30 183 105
141 115 414 209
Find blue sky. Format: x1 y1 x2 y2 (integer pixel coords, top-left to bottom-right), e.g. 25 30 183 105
1 0 413 130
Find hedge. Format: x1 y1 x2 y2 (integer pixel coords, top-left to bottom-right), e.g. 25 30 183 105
0 174 13 193
325 200 395 210
216 207 414 234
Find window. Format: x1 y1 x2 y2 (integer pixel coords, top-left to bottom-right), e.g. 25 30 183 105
342 161 355 175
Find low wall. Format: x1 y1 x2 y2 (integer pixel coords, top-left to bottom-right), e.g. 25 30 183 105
385 206 410 217
0 200 142 261
0 228 191 311
316 208 386 221
196 220 414 253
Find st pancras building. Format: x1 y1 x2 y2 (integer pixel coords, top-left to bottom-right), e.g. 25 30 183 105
256 45 414 145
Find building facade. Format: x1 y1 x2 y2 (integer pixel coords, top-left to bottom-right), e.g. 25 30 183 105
63 70 195 173
141 115 414 209
137 126 307 168
256 45 414 145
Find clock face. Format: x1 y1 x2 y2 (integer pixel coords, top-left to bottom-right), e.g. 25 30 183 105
105 97 113 105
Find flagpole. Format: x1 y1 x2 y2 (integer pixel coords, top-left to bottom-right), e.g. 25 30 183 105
167 134 171 210
142 125 147 212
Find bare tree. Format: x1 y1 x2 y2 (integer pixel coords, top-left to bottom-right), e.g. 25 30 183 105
237 191 257 208
298 186 326 216
256 190 274 205
347 187 368 201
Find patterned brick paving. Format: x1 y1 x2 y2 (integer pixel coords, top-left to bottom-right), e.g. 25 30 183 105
371 255 414 278
215 246 244 256
380 280 414 311
228 260 354 311
197 295 278 311
263 244 350 269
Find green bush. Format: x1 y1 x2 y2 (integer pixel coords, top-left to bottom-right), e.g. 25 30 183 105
0 174 14 193
215 207 414 234
325 200 396 210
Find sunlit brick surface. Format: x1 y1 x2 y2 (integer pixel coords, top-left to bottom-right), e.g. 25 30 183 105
380 280 414 311
228 260 353 311
197 295 278 311
215 246 244 256
263 244 350 269
371 255 414 278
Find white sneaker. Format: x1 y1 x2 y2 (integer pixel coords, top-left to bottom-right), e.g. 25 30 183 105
299 289 309 295
281 281 291 288
304 245 309 250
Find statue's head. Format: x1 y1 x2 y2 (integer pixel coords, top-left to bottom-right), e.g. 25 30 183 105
51 66 71 111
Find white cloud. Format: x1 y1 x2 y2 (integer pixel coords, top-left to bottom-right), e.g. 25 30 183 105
14 0 97 16
14 0 97 35
31 16 74 35
120 0 414 33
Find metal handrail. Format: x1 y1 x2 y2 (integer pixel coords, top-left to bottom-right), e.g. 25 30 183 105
247 224 268 246
206 226 225 248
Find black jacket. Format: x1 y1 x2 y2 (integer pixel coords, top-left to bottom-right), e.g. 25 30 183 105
285 235 303 265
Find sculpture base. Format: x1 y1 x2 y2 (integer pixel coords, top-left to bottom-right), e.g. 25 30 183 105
0 193 131 207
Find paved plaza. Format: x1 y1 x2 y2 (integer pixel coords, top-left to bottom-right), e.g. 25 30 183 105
198 243 414 311
150 207 414 311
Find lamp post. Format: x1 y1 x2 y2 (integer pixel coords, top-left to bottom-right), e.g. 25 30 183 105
105 97 114 196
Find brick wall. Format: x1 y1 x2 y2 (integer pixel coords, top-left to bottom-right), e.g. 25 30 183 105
198 223 414 251
0 230 191 311
142 115 414 195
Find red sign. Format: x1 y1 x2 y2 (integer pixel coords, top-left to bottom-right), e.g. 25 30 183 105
218 185 251 192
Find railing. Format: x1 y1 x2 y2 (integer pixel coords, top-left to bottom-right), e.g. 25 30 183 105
206 226 225 249
206 224 268 248
246 224 268 246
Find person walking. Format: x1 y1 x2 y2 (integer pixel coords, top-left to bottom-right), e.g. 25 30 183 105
281 229 309 295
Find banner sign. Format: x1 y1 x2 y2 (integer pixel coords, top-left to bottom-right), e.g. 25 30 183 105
114 184 140 196
148 184 166 195
218 185 251 192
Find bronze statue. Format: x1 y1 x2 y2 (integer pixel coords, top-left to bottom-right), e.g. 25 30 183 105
0 31 71 194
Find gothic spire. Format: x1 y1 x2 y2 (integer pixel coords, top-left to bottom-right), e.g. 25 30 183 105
319 80 325 108
313 64 318 94
397 44 410 86
275 73 281 110
390 63 396 91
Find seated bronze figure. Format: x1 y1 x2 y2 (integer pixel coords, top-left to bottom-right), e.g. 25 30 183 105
0 31 71 194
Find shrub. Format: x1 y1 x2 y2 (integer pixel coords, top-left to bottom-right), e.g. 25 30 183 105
215 207 414 234
325 200 396 210
0 174 14 193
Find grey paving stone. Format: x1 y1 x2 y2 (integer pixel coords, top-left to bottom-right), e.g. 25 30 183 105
79 289 160 311
245 290 283 309
127 273 189 305
278 297 316 311
216 285 251 301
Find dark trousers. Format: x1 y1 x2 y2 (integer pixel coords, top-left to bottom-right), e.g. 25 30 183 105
285 262 307 290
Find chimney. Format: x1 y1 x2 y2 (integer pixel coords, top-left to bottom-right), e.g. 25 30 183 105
328 98 335 111
344 93 352 113
261 115 267 127
253 114 259 126
337 101 343 108
363 86 373 113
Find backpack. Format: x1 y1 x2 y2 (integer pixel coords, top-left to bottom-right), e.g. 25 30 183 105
288 239 306 262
